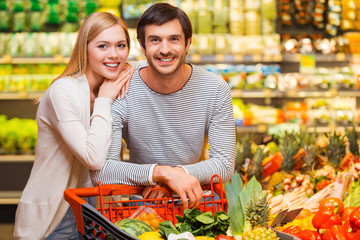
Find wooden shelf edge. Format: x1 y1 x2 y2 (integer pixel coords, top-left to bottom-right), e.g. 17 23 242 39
0 191 22 205
0 155 35 163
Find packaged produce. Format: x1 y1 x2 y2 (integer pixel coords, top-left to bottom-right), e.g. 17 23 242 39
129 206 163 231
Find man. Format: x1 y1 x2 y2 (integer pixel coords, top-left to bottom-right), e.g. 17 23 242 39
90 3 235 209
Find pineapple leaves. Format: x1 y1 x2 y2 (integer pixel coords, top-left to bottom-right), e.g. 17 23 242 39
225 172 245 235
225 173 263 237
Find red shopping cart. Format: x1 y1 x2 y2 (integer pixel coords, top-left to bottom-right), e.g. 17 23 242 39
64 175 227 240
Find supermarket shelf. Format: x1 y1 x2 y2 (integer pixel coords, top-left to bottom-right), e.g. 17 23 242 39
0 92 43 100
2 53 357 65
236 124 360 134
1 89 359 100
0 55 70 64
232 89 360 98
0 155 35 163
0 191 22 204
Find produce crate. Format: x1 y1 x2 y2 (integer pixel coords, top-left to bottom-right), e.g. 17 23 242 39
64 175 227 240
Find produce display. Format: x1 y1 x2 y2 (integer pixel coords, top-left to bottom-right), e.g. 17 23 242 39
99 126 360 240
0 114 37 154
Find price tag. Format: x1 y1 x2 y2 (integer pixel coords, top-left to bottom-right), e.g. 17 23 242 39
299 54 315 74
215 54 225 62
232 89 242 97
234 54 244 62
263 55 272 62
19 92 28 99
257 124 267 133
54 55 64 63
330 89 338 97
263 89 272 98
335 53 346 61
274 54 283 62
287 89 297 97
191 54 201 63
2 55 12 63
252 54 262 62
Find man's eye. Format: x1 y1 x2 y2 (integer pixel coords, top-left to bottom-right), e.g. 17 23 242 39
171 38 179 42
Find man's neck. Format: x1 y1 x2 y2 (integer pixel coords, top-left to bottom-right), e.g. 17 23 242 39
140 64 192 94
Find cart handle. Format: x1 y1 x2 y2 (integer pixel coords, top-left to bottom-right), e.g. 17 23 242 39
63 174 226 234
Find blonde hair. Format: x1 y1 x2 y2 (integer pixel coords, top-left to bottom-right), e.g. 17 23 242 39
52 12 130 83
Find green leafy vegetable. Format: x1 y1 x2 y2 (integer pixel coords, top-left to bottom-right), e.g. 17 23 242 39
158 209 230 238
344 180 360 208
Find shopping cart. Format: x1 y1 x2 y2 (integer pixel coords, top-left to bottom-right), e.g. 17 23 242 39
64 175 227 240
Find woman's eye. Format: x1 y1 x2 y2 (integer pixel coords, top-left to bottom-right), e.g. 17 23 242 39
98 44 106 49
118 43 126 48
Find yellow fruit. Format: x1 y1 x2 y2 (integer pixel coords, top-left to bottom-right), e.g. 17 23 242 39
194 237 215 240
138 231 164 240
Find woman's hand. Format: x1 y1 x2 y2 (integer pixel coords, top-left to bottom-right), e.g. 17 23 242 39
98 63 134 100
117 63 134 98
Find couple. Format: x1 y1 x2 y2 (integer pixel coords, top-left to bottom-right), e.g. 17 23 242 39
14 3 236 240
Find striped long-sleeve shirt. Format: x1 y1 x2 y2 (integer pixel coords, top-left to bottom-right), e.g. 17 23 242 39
90 62 236 186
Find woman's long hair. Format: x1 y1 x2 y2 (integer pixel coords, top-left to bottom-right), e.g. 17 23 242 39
52 12 130 83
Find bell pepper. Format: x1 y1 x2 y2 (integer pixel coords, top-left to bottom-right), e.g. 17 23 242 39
215 235 235 240
319 197 344 215
312 207 342 234
298 229 322 240
343 219 354 238
342 207 356 221
349 207 360 232
322 225 349 240
350 230 360 240
282 225 302 237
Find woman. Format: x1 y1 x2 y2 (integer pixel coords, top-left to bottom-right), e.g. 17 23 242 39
13 12 133 239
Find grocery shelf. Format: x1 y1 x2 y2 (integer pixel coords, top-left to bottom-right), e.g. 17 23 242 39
237 124 360 134
0 55 70 64
0 155 34 163
232 89 360 98
1 89 359 100
2 53 357 65
0 93 43 100
0 191 22 204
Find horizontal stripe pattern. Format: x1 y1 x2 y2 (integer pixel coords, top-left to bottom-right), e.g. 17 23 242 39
90 63 235 186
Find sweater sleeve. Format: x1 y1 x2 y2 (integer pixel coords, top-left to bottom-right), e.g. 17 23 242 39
180 79 236 184
49 81 113 170
90 98 157 186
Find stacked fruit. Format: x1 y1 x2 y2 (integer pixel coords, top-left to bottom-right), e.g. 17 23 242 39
279 197 360 240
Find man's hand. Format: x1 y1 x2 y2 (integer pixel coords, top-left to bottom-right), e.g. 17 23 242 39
152 166 203 209
141 183 172 204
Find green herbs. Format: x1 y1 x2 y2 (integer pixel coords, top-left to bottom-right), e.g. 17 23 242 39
157 208 230 238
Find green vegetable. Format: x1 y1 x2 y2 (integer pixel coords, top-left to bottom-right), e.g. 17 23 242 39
157 209 229 238
224 173 263 237
344 180 360 208
114 218 152 238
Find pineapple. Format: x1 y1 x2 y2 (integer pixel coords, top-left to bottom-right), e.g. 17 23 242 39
248 146 268 181
235 134 253 177
301 144 318 173
242 191 279 240
346 127 359 157
279 131 300 172
325 131 346 169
